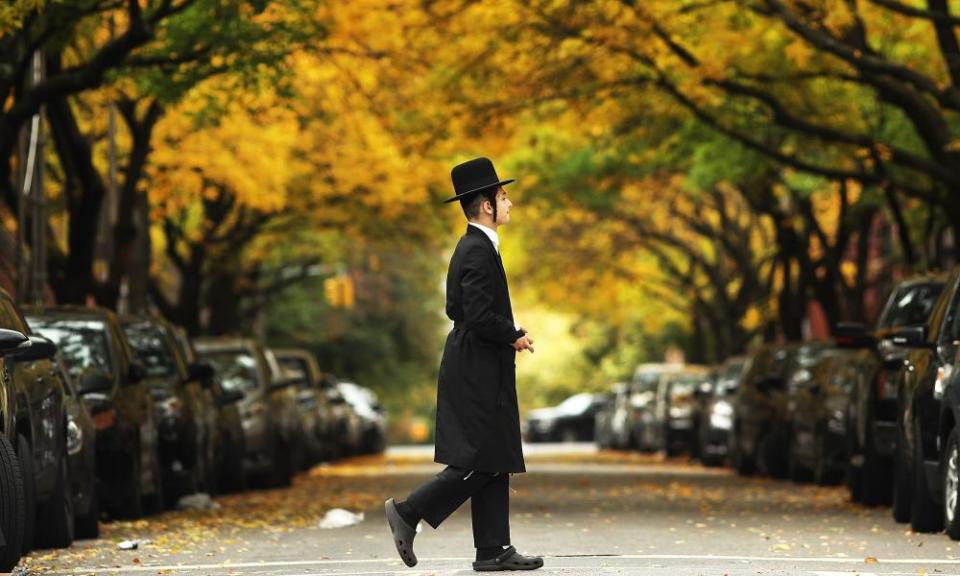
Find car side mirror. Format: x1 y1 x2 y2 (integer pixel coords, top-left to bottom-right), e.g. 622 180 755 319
127 362 146 384
10 335 57 362
0 329 28 355
79 370 114 394
888 326 931 349
834 322 876 349
188 362 215 385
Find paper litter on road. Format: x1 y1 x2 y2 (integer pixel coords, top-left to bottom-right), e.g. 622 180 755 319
117 539 150 550
176 492 221 510
318 508 365 529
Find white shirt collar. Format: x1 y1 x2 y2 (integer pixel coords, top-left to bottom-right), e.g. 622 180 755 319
468 222 499 253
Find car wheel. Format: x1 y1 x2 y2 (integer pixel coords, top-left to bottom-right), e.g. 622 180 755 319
117 447 144 520
812 428 836 486
35 452 74 549
270 436 293 488
892 415 912 523
944 427 960 540
143 439 166 514
844 426 864 502
0 433 26 571
74 487 99 539
219 433 247 494
788 432 811 483
17 435 36 551
909 421 943 533
732 428 755 475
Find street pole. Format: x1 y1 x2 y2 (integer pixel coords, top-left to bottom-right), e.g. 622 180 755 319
17 51 46 304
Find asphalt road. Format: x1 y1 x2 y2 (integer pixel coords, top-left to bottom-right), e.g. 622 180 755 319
20 444 960 576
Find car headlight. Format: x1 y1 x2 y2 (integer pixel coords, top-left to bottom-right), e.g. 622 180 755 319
709 412 733 430
669 406 691 419
66 417 83 456
711 400 733 417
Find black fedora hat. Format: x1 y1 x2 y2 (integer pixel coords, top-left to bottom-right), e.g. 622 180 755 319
444 157 515 204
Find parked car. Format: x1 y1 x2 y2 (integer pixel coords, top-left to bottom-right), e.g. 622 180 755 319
268 349 325 467
0 327 36 571
273 349 339 461
523 392 609 443
194 339 302 487
26 306 163 520
888 267 960 534
170 327 246 493
787 348 863 484
844 276 945 506
641 366 711 456
58 355 98 539
699 357 745 466
732 342 833 477
337 382 387 454
122 316 219 502
321 372 364 456
626 363 685 451
0 291 101 553
594 383 627 449
689 368 717 461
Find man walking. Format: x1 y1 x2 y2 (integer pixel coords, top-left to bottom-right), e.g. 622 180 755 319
385 157 542 571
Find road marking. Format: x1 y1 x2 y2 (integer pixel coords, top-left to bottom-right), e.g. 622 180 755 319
65 553 960 574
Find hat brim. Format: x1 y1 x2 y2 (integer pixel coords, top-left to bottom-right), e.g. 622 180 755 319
443 179 515 204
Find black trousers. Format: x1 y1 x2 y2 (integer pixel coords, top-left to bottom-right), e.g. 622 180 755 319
405 466 510 548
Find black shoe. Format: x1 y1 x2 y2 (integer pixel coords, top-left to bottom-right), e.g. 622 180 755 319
385 498 418 567
472 546 544 571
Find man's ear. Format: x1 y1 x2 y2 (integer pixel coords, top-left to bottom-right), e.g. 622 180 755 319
482 197 494 215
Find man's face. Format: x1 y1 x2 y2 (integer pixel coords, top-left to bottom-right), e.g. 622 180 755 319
490 186 512 225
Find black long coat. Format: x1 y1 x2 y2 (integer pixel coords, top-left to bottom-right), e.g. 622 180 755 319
434 225 526 473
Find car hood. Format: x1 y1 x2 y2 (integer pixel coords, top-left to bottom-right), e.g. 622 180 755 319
526 408 556 421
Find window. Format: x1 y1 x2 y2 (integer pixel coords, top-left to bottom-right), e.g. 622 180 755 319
879 283 944 329
199 350 262 393
28 319 112 378
122 322 177 380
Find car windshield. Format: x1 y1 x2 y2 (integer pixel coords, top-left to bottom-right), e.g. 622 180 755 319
278 357 309 381
670 376 700 397
199 350 261 393
27 318 112 378
879 283 944 329
556 393 593 415
122 322 177 379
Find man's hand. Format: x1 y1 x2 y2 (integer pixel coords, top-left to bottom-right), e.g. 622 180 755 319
512 333 535 353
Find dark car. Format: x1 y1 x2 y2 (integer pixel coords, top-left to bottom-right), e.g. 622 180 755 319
887 267 960 534
523 393 609 443
273 349 339 461
122 316 219 502
787 349 867 484
267 349 325 468
698 357 745 466
57 354 98 540
0 327 41 571
26 306 162 520
0 292 97 553
169 327 246 493
731 341 833 477
337 381 387 454
643 366 711 456
845 277 945 506
194 339 302 487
